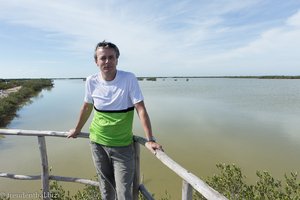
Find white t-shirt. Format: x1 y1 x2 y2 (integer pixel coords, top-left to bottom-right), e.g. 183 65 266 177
84 70 144 111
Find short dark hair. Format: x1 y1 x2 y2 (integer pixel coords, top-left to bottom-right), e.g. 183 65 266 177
94 40 120 61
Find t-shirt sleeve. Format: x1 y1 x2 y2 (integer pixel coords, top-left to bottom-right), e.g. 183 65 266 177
129 74 144 104
84 78 93 104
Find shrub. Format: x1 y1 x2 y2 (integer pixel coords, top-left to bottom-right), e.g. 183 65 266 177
0 79 53 127
195 163 300 200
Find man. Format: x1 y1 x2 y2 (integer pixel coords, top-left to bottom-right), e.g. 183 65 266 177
68 41 162 200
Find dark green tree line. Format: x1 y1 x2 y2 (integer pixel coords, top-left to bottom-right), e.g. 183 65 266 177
0 79 53 127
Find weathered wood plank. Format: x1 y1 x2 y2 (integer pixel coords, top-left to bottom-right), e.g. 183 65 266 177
38 136 50 200
182 180 193 200
0 173 40 180
0 173 99 186
0 129 89 138
155 150 227 200
134 135 228 200
50 175 99 186
139 184 154 200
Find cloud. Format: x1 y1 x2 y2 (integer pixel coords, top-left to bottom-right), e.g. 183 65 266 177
0 1 299 77
287 9 300 26
191 9 300 75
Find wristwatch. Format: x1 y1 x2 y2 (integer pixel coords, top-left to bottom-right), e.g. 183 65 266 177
147 136 156 142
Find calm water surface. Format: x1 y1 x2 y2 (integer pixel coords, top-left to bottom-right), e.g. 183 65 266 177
1 78 300 198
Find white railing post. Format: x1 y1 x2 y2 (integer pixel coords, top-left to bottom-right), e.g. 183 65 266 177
37 136 50 200
182 180 193 200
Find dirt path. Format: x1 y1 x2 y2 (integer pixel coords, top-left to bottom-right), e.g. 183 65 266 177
0 86 22 99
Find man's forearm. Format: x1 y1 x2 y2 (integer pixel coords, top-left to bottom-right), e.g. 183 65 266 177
135 101 163 152
140 109 153 139
135 101 153 139
75 103 93 132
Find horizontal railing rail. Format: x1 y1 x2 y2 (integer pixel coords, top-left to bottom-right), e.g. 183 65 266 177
0 173 99 186
0 129 227 200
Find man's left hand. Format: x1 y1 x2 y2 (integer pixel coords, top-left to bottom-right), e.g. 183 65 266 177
145 141 163 155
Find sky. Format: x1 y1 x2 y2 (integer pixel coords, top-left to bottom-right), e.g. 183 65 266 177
0 0 300 78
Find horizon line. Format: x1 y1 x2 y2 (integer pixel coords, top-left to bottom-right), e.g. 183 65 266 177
2 75 300 80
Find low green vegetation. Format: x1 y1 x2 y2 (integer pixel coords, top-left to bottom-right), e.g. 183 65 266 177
1 163 298 200
195 163 300 200
146 77 157 81
47 164 300 200
137 77 157 81
221 75 300 79
0 79 53 127
49 180 102 200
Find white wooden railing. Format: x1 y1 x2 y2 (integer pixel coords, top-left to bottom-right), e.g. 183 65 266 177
0 129 227 200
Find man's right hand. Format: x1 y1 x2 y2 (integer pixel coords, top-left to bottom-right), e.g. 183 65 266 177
67 129 80 138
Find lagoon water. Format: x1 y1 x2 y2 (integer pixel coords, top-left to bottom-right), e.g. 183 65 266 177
1 78 300 198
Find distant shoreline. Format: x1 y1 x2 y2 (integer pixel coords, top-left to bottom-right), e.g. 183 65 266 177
1 75 300 81
0 79 53 128
137 75 300 80
40 75 300 80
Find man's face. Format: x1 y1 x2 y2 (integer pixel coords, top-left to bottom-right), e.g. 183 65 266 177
95 47 118 76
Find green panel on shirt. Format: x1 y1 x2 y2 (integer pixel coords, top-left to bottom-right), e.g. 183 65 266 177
89 109 134 146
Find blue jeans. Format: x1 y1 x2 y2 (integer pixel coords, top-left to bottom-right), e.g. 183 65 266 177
90 141 135 200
